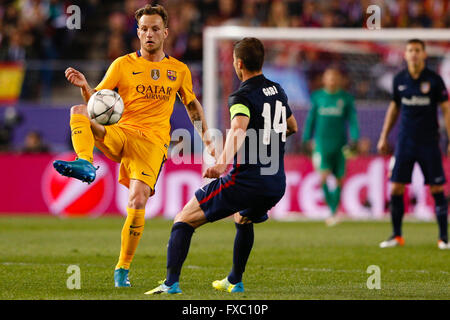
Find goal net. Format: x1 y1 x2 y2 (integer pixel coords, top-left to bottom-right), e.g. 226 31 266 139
203 27 450 220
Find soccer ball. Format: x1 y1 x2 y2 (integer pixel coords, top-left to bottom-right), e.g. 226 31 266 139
87 89 124 125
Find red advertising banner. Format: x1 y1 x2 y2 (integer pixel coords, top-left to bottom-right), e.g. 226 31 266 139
1 153 449 220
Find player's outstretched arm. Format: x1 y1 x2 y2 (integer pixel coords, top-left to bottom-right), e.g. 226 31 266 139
377 101 399 155
203 115 249 179
439 100 450 156
185 99 216 157
65 67 95 104
286 114 298 137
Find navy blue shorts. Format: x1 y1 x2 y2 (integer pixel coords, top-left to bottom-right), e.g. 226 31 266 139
390 140 446 185
195 175 283 223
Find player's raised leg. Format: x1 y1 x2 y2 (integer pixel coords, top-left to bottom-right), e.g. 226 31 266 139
145 196 207 294
430 185 449 249
380 182 406 248
53 104 103 183
114 179 150 287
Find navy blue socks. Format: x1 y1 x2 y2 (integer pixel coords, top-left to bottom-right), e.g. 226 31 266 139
432 192 448 242
228 223 254 284
165 222 195 286
390 194 404 237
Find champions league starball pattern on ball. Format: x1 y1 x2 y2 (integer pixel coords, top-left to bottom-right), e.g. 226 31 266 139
87 89 124 125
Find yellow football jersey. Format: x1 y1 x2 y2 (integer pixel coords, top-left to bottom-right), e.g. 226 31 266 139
95 51 196 152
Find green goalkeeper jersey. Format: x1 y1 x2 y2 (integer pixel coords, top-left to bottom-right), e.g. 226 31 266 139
302 89 359 153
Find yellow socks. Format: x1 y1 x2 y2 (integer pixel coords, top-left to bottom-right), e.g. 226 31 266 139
115 208 146 270
70 114 94 163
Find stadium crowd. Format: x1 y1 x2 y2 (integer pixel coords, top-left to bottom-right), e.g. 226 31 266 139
0 0 449 62
0 0 448 154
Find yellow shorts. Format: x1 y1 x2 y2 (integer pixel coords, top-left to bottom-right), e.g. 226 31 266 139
94 125 166 194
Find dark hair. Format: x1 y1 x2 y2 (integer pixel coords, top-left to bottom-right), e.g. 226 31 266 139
233 37 265 72
324 66 342 75
407 39 426 50
135 4 168 27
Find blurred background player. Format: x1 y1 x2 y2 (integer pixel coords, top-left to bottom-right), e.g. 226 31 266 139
21 130 50 153
302 68 360 226
53 4 215 286
145 37 298 294
377 39 450 250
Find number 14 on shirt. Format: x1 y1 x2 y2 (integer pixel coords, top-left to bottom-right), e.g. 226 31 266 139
262 100 287 145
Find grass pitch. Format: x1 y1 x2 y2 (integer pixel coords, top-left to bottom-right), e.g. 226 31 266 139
0 216 448 300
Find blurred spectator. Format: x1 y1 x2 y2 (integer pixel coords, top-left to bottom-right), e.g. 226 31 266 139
238 1 262 27
299 1 322 27
2 27 26 61
357 137 372 156
0 0 448 65
0 107 23 152
266 1 291 27
21 130 50 153
106 12 128 61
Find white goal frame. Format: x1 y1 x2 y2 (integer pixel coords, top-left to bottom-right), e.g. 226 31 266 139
203 27 450 130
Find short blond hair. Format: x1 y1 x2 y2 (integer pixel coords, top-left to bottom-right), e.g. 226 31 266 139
135 4 168 27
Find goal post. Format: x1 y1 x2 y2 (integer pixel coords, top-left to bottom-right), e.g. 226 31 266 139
202 27 449 219
203 27 450 131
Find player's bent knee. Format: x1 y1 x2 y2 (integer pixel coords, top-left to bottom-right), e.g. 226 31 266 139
430 185 444 194
391 183 405 195
127 194 148 209
174 207 207 229
128 199 147 209
70 104 88 116
174 210 192 224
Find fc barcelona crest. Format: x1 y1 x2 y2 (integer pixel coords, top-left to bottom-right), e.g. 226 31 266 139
151 69 160 80
167 70 177 81
420 81 430 94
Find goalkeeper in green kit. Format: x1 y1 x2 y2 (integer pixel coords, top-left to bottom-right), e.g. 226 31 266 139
302 68 360 226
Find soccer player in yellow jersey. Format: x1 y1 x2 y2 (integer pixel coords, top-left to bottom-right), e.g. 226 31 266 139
53 4 215 287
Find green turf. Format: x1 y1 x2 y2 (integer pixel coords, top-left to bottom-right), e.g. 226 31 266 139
0 216 448 300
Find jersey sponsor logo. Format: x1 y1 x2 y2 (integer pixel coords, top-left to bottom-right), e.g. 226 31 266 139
136 84 173 101
167 70 177 81
401 96 431 106
151 69 160 80
318 104 344 116
132 71 143 75
398 85 407 91
420 82 430 94
262 85 279 96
